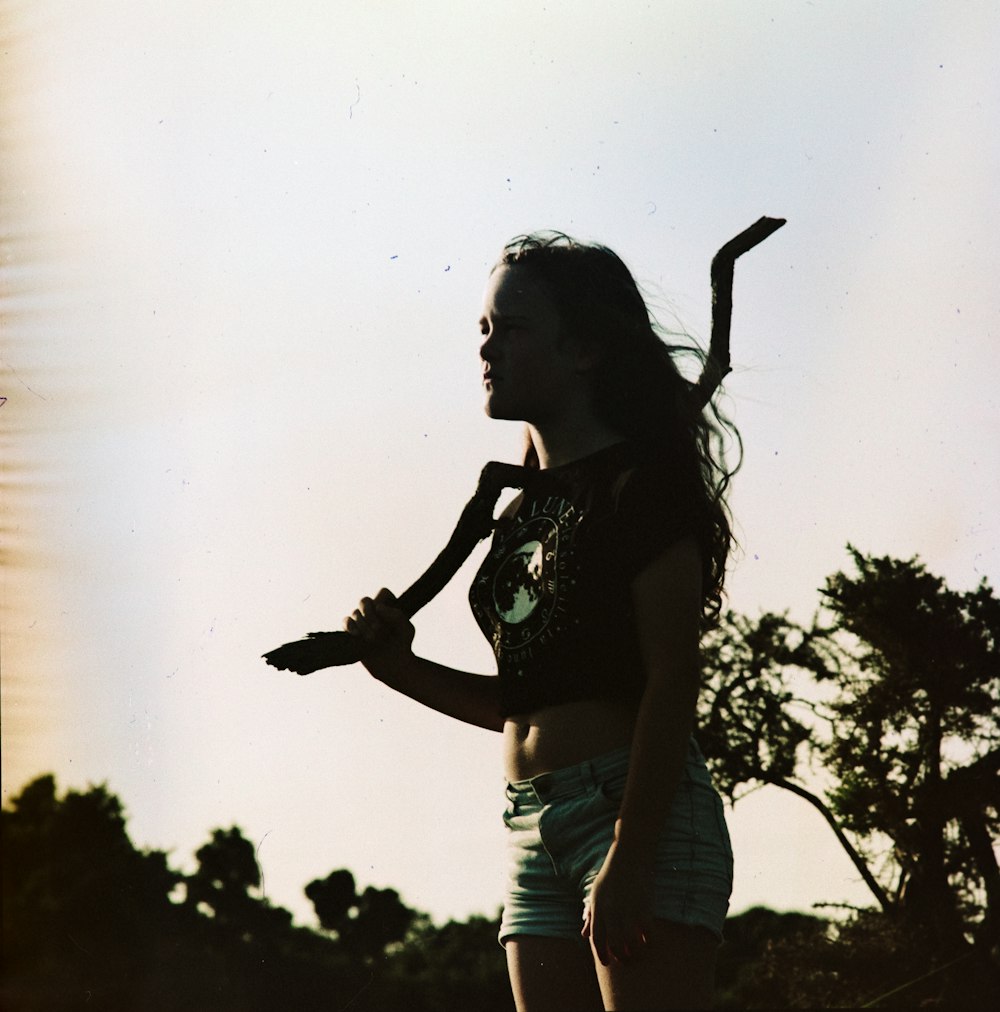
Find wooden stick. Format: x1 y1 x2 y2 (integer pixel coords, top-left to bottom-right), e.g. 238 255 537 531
690 215 786 411
263 462 527 674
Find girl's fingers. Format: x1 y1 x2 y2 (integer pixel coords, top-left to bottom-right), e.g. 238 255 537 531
343 591 407 642
585 918 648 965
343 599 378 640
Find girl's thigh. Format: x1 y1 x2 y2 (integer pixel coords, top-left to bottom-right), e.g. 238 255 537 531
594 919 718 1011
506 935 604 1012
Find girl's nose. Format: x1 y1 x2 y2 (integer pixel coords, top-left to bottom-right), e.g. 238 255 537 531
479 331 495 362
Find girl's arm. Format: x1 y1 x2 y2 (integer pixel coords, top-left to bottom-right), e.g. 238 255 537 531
344 589 505 733
583 535 704 964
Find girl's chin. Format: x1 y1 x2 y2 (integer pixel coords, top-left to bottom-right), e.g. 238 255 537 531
483 395 508 419
484 388 532 422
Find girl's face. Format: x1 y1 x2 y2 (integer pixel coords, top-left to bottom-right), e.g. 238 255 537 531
478 264 588 425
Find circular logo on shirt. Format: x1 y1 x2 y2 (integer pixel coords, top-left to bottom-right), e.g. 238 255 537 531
493 540 544 623
473 493 582 668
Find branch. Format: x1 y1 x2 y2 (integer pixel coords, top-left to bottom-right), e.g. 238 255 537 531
761 771 894 914
262 462 527 674
690 216 786 411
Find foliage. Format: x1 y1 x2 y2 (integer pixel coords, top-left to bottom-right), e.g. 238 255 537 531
721 907 999 1009
305 867 416 961
812 548 1000 948
699 547 1000 1003
1 775 512 1011
2 774 182 1009
698 611 816 798
715 906 831 1009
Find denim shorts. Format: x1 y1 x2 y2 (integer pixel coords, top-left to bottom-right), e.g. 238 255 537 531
499 738 733 946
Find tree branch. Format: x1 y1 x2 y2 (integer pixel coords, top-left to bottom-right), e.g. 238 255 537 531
690 216 786 411
761 771 894 914
262 462 527 673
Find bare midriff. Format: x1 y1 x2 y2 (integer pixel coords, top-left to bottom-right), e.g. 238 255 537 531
502 698 638 782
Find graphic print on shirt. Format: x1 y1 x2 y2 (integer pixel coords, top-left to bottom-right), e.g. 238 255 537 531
473 493 583 676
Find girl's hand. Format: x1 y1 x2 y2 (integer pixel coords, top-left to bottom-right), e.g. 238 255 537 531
342 588 416 682
581 840 655 965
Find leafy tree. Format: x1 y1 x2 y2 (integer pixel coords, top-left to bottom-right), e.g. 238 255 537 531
699 548 999 1002
305 867 358 932
306 868 417 961
697 609 887 904
2 775 180 1009
186 825 292 941
353 884 417 957
190 826 261 906
812 548 999 950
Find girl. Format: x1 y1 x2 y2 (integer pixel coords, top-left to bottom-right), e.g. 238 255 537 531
344 233 736 1010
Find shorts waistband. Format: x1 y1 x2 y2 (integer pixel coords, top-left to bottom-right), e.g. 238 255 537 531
505 745 631 805
504 737 706 806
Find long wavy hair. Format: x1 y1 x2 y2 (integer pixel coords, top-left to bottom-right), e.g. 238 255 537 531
496 231 741 626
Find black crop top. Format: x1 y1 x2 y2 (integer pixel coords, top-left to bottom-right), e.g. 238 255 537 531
468 440 698 717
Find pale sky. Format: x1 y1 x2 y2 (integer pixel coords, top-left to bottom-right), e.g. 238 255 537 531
3 1 998 929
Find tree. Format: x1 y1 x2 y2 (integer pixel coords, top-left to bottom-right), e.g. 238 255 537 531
306 868 417 961
699 548 999 1000
305 868 358 933
812 548 999 950
1 775 180 1009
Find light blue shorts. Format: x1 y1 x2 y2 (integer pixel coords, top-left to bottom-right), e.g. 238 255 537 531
499 738 733 947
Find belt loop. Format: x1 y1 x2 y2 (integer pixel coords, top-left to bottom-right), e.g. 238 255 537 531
580 757 598 794
531 773 551 805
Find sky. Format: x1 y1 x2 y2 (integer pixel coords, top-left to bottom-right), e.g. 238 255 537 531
3 0 998 929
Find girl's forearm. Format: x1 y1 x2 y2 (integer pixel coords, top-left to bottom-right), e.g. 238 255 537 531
371 653 505 733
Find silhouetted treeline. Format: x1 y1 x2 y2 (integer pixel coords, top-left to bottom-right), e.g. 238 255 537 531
2 778 995 1010
1 773 513 1011
0 775 832 1010
4 548 998 1008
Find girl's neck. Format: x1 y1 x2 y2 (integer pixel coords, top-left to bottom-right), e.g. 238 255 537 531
528 417 626 470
